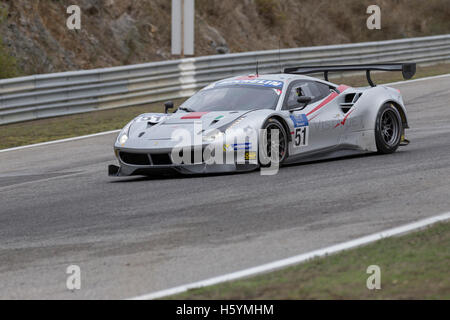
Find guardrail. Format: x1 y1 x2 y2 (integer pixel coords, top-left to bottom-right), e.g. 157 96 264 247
1 34 449 125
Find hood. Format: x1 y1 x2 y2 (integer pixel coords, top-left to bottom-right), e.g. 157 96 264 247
127 110 250 142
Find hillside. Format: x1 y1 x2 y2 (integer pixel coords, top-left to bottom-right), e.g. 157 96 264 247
0 0 449 78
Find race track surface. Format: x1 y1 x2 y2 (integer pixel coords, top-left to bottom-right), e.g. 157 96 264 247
1 76 449 299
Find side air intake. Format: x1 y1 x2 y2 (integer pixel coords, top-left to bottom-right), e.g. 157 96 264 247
340 93 362 113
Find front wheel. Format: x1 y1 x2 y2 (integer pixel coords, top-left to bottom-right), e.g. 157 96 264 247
259 118 288 167
375 103 403 154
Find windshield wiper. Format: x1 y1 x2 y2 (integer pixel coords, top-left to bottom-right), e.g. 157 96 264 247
178 106 196 112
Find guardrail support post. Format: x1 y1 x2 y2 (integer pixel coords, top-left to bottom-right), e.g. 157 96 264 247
172 0 195 56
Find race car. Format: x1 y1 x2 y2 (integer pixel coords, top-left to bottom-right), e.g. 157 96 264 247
109 63 416 176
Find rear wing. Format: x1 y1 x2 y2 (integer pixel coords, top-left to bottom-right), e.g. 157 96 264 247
284 63 416 87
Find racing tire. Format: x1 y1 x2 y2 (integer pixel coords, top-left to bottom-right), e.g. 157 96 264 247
259 118 288 167
375 103 403 154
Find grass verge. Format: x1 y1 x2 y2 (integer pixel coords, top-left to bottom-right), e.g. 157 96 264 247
168 221 450 299
0 98 186 150
1 63 449 150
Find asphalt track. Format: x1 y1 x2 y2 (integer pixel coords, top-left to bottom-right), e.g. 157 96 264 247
0 76 449 299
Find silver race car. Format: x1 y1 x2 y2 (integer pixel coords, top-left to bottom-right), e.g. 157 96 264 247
109 63 416 176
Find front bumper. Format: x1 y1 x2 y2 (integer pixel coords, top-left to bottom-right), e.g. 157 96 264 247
108 163 258 176
108 146 258 177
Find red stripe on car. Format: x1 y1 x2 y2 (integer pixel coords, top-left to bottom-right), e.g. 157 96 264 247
306 92 338 117
181 112 209 119
306 85 351 118
334 110 354 128
236 75 259 80
337 85 350 93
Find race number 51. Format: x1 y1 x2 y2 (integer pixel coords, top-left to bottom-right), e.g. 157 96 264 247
294 127 308 147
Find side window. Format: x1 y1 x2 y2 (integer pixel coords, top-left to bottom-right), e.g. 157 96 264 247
314 82 333 100
300 82 319 101
303 82 331 103
283 81 333 110
284 81 307 109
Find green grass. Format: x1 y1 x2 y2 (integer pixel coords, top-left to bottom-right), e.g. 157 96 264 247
169 221 450 300
0 98 186 149
1 63 450 150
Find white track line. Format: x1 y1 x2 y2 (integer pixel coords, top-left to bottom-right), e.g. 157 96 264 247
386 73 450 86
0 130 120 153
1 73 449 154
129 211 450 300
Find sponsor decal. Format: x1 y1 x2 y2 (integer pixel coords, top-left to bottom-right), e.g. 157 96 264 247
216 79 284 89
223 142 253 151
232 142 252 150
290 114 309 128
245 151 257 160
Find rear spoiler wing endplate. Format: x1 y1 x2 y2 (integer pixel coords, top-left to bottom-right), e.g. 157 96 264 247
284 63 416 87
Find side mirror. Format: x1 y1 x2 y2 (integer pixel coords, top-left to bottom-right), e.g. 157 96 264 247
164 101 174 114
289 96 312 112
297 96 312 105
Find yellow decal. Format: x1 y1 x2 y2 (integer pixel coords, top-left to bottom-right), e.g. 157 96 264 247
245 151 257 160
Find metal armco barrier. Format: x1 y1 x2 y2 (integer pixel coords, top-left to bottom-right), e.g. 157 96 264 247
1 34 449 124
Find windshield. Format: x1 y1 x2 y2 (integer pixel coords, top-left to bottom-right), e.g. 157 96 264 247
180 85 282 112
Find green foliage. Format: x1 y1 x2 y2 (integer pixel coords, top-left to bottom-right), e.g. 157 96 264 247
0 6 8 22
0 6 20 79
0 38 21 79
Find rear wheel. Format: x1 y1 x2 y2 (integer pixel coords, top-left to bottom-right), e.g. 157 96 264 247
375 103 403 154
260 118 288 167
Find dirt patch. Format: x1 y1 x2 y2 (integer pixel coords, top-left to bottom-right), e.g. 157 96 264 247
0 0 448 77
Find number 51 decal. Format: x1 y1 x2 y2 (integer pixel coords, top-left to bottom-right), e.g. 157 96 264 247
294 126 309 147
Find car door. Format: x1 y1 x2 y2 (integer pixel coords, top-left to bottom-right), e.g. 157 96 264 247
282 80 343 156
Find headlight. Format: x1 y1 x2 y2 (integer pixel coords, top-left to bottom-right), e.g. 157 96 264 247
202 130 224 142
225 116 245 133
119 134 128 145
117 119 135 145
